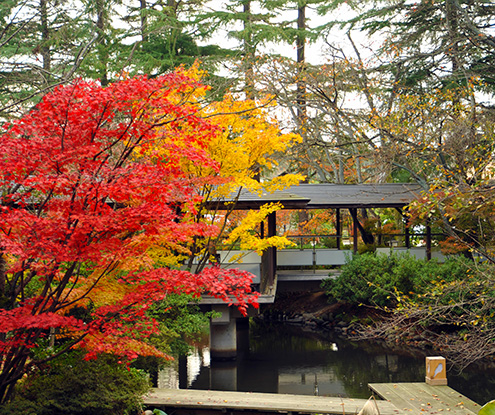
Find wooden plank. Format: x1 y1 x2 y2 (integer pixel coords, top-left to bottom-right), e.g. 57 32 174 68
369 383 480 415
417 384 480 414
144 388 403 415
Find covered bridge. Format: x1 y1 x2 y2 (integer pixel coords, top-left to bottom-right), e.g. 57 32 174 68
204 183 442 361
209 183 435 294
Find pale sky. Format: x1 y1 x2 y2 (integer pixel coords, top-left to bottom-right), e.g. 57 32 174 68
201 0 375 66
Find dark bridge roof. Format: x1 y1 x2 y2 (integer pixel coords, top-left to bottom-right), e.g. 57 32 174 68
214 183 423 210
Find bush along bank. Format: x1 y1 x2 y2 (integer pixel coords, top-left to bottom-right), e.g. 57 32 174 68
261 253 495 369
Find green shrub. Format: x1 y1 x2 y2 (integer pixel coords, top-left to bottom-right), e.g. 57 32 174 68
144 292 211 357
1 351 150 415
322 253 472 308
322 237 344 249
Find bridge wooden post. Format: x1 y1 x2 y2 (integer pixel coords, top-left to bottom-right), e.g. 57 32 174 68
260 211 277 294
350 208 358 253
336 208 341 250
404 214 410 248
426 221 432 260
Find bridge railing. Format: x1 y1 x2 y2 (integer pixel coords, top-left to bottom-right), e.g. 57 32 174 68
211 232 448 283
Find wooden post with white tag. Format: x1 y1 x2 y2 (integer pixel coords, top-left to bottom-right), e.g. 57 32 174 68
425 356 448 385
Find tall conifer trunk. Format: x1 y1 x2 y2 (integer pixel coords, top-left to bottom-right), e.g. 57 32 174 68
96 0 109 86
243 0 255 99
296 1 306 125
140 0 148 43
40 0 51 75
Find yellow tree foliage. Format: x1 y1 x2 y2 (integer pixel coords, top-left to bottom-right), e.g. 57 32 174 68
195 93 303 196
222 203 295 257
141 63 304 269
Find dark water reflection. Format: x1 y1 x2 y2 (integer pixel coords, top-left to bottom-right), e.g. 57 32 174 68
179 322 495 405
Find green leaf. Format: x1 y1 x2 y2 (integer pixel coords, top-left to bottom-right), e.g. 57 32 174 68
479 400 495 415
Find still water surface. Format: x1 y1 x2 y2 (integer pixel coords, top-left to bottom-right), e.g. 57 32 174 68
159 323 495 405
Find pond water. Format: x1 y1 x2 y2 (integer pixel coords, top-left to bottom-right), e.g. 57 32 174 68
158 322 495 406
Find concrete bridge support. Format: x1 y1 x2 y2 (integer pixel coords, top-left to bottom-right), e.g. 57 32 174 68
209 304 254 362
209 308 251 390
210 304 237 360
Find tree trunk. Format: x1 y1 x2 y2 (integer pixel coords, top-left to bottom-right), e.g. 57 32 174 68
349 208 374 245
296 2 306 126
140 0 148 43
40 0 51 74
96 0 109 86
243 0 255 98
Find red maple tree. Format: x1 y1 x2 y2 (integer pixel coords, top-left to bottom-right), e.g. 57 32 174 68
0 73 258 403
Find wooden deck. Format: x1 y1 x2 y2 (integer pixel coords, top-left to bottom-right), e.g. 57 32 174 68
369 383 480 415
144 388 402 415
